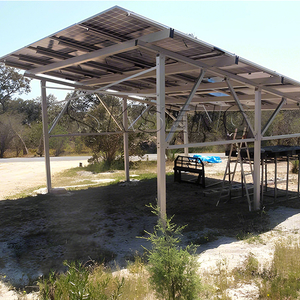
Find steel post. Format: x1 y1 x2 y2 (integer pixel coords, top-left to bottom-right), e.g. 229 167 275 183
298 154 300 198
41 80 52 193
123 98 130 182
183 113 189 156
275 156 278 200
156 54 166 219
253 88 262 210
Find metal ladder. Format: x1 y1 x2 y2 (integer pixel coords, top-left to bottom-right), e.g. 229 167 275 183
217 128 254 211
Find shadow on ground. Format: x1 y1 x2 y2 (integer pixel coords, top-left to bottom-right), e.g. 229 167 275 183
0 174 299 288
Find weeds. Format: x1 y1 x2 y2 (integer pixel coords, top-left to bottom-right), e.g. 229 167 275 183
38 261 126 300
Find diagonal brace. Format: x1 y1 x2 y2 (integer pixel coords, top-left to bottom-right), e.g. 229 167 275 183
128 104 153 130
166 69 205 143
95 66 157 93
49 98 71 134
95 94 124 131
226 78 254 136
262 97 286 136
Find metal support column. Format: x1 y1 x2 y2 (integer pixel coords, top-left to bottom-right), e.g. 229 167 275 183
275 156 278 200
123 98 130 182
41 80 52 193
183 113 189 156
286 155 290 199
156 54 166 219
298 154 300 198
253 87 262 210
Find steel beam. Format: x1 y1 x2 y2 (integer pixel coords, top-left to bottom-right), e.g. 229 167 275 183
166 69 205 144
41 80 52 193
137 41 300 103
261 98 286 136
97 90 156 98
81 56 236 87
262 132 300 141
123 98 130 182
25 73 93 90
26 29 172 75
226 78 254 136
165 93 280 104
95 66 157 92
50 131 123 137
27 40 136 75
156 53 166 220
183 113 189 156
80 61 198 86
253 88 262 211
60 66 157 105
167 137 255 150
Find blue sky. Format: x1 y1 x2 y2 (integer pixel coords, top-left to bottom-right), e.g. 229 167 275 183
1 1 300 100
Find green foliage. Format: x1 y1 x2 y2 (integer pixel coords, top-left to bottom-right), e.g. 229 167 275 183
85 157 125 173
142 205 202 300
0 64 31 114
291 160 299 174
38 261 125 300
49 125 68 156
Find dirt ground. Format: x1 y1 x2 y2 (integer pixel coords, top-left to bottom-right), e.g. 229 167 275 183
1 156 300 299
0 158 88 199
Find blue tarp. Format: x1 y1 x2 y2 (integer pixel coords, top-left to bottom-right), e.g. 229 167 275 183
193 154 222 163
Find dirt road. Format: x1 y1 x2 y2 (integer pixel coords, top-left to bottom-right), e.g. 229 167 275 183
0 157 89 199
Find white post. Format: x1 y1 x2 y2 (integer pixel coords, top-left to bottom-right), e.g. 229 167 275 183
156 54 166 219
41 80 52 193
123 98 130 182
183 113 189 156
253 87 262 210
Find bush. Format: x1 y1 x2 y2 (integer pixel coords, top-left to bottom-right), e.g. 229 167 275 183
85 157 124 173
142 205 202 300
291 160 299 174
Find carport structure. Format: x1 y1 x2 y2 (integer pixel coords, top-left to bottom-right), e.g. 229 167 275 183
2 6 300 216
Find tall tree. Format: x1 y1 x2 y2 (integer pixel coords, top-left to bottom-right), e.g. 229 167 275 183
0 64 31 114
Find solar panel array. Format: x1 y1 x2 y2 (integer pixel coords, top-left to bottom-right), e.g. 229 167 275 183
1 5 300 111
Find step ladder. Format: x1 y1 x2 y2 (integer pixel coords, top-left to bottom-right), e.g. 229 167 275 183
216 127 254 211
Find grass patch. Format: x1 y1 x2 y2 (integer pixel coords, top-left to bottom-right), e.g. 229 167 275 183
259 240 300 299
207 239 300 299
38 260 155 300
4 185 46 200
236 231 264 244
189 230 219 245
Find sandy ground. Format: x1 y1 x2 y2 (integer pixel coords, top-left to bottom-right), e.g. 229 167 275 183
1 155 300 299
0 157 90 200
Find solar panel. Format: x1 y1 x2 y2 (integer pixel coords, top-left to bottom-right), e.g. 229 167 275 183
1 5 300 111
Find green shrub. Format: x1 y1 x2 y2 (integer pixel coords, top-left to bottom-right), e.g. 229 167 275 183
142 205 202 300
291 160 299 174
85 158 124 173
